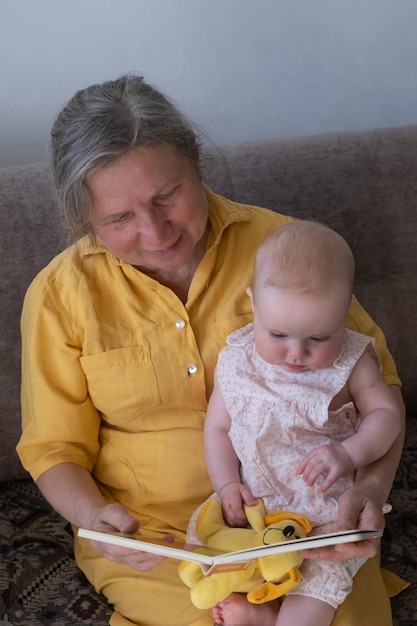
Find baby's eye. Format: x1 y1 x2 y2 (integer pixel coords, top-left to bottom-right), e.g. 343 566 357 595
270 332 286 339
310 336 329 343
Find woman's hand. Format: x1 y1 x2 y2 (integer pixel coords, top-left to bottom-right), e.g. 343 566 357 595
36 463 169 571
89 502 169 571
303 484 384 562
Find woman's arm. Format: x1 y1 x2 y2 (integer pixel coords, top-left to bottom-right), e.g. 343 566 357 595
37 462 167 571
36 462 131 529
346 297 400 387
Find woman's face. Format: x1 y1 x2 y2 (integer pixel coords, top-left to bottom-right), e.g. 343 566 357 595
87 145 208 274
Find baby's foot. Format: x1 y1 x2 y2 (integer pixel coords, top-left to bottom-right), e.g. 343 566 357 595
213 593 279 626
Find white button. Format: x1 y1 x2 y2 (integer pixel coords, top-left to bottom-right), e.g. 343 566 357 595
175 319 186 329
187 364 198 375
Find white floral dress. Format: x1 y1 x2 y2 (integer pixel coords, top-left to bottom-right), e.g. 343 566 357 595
213 324 374 607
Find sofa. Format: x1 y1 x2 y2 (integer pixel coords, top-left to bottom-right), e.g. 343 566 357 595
1 125 416 625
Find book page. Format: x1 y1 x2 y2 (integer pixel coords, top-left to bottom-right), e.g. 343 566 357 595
78 527 382 573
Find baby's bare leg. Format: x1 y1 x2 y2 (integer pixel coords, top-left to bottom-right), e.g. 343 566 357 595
277 594 335 626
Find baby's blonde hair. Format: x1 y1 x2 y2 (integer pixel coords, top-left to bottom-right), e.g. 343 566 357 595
253 220 355 305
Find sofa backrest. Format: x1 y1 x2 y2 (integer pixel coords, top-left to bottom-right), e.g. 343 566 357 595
1 125 416 481
203 125 417 414
0 164 68 480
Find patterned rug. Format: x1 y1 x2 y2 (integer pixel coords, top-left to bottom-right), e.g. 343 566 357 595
1 422 417 625
0 480 111 625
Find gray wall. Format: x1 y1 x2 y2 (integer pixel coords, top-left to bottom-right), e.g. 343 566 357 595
1 0 417 167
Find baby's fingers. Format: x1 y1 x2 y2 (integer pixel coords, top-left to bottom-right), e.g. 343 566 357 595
318 471 338 492
297 448 322 474
302 461 327 487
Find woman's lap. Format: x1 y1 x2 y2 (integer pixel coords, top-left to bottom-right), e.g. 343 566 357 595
76 536 391 626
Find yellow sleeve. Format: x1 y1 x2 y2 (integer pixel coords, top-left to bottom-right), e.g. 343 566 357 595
17 274 101 481
346 296 400 387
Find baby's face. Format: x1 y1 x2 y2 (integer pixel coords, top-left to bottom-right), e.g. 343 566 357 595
250 286 348 372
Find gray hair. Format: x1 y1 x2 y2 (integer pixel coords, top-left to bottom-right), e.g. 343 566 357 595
49 74 203 239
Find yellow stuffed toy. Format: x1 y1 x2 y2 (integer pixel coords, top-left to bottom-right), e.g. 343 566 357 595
178 496 312 610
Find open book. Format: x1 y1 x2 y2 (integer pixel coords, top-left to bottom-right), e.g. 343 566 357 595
78 527 382 575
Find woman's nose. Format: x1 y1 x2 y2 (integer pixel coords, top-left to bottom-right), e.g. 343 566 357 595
138 210 168 243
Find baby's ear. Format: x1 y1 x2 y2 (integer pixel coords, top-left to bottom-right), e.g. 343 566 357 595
246 287 254 310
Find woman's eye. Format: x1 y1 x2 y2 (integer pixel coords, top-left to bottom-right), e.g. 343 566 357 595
156 186 179 203
112 213 130 224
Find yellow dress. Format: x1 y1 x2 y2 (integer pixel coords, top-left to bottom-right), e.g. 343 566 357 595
18 186 401 626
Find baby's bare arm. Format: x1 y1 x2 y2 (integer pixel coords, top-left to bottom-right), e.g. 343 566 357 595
299 350 402 491
342 349 403 467
204 370 257 525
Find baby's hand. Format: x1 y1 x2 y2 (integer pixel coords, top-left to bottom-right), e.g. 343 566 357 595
297 444 355 492
219 482 257 527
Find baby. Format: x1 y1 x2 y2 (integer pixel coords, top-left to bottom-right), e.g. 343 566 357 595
203 220 402 626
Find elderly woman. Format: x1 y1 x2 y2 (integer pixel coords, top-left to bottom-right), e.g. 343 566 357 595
17 75 404 626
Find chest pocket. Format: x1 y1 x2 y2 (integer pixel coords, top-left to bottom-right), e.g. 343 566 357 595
80 345 161 425
212 314 253 352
